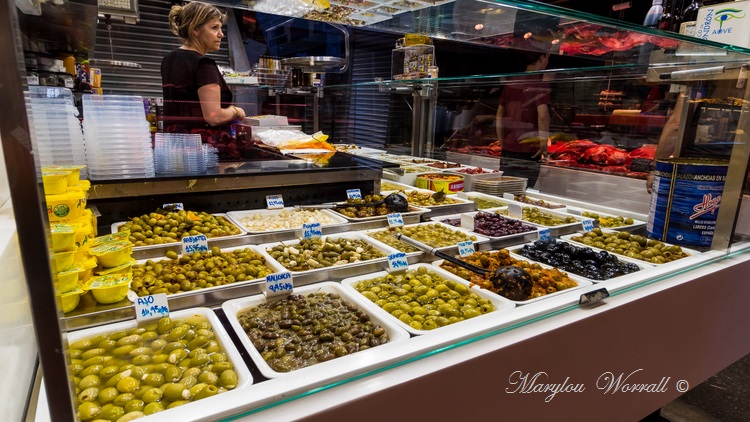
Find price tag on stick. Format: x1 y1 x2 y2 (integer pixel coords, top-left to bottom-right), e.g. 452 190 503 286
508 204 523 218
135 293 170 322
162 202 184 210
182 235 208 254
266 195 284 209
582 219 596 232
264 272 294 298
346 189 362 200
387 213 404 227
387 252 409 272
302 222 322 239
458 240 475 257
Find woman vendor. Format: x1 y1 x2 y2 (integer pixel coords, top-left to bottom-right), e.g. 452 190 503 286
161 1 245 138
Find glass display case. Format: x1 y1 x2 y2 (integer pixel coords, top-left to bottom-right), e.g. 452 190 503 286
3 0 750 420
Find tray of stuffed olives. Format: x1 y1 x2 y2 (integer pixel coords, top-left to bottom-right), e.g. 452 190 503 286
259 232 397 275
341 263 515 335
564 207 646 231
128 245 286 299
65 307 252 421
221 282 410 379
457 191 510 210
364 221 489 253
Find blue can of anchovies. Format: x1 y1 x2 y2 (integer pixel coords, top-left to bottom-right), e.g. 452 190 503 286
647 159 728 249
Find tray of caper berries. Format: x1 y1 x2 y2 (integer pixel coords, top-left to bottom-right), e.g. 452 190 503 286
65 308 252 420
222 282 410 378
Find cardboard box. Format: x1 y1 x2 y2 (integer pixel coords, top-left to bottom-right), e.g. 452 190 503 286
696 1 750 47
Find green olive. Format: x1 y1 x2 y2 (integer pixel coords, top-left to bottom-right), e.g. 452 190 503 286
81 348 106 360
79 375 101 389
198 371 218 385
210 362 232 374
116 377 139 393
190 353 211 367
141 387 163 404
97 387 119 404
157 318 174 334
142 373 164 387
99 404 125 421
180 375 197 389
78 401 101 420
162 383 187 401
80 364 104 378
167 400 189 409
165 365 183 382
192 383 219 400
143 402 164 415
114 411 144 422
112 393 135 407
219 370 238 389
78 387 100 403
124 399 144 413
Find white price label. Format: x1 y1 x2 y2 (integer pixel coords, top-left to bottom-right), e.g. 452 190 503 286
134 293 169 322
264 272 293 298
582 219 595 232
162 202 184 210
181 235 208 254
387 252 409 271
266 195 284 209
457 240 475 257
539 228 552 241
460 214 475 231
387 213 404 227
503 193 515 201
302 222 322 239
346 189 362 200
64 79 75 88
508 204 523 218
27 75 39 86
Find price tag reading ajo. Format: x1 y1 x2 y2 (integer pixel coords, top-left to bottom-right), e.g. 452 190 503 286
134 293 170 322
182 235 208 255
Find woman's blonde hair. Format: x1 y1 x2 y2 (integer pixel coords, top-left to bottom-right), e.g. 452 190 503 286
168 1 226 41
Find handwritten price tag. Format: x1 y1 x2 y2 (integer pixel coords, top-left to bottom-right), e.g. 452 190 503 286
387 252 409 272
264 272 293 298
162 202 184 210
582 219 595 232
458 240 475 257
266 195 284 209
539 228 552 241
346 189 362 200
302 222 322 239
182 235 208 255
387 213 404 227
134 293 169 322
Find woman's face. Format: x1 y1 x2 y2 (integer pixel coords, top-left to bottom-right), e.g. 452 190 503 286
192 18 223 54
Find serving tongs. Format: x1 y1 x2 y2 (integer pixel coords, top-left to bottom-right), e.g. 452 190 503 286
295 193 409 212
393 233 532 301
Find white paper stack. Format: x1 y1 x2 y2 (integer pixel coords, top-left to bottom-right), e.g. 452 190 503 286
82 94 155 180
26 86 87 178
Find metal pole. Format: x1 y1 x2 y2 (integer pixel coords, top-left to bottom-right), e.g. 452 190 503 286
411 89 423 156
0 0 74 420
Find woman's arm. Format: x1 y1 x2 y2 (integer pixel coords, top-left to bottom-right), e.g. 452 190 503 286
197 83 245 126
534 103 550 159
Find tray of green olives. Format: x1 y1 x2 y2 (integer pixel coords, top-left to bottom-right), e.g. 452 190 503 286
507 206 585 229
457 191 510 210
341 263 515 335
65 307 252 421
561 229 699 265
565 207 646 231
259 232 398 275
128 245 286 299
111 212 246 251
221 282 410 379
364 221 489 253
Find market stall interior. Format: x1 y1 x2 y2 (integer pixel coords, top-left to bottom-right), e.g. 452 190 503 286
4 0 750 420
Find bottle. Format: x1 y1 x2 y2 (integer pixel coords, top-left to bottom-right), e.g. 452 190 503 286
658 0 674 30
644 0 664 28
682 0 703 24
670 0 684 32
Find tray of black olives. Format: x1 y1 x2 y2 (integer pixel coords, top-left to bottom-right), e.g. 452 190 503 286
66 308 252 420
509 239 651 283
221 282 410 378
561 229 698 265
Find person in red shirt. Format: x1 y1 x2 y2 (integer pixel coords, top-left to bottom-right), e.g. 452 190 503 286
495 51 551 187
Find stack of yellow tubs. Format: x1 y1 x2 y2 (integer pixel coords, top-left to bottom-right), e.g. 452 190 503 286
85 231 134 305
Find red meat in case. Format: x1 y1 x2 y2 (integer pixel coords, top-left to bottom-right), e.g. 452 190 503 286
602 165 629 174
605 150 628 166
581 145 619 165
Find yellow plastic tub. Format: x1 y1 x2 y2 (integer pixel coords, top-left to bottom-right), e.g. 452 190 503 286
42 172 69 195
416 173 465 193
79 257 98 282
87 231 131 250
57 285 85 313
54 267 84 293
43 165 85 185
88 241 132 268
70 218 94 248
86 274 131 304
48 223 76 252
94 259 135 276
46 190 86 222
50 250 76 273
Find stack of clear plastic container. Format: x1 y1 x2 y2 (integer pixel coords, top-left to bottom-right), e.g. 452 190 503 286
154 133 207 175
82 94 155 179
26 86 88 178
